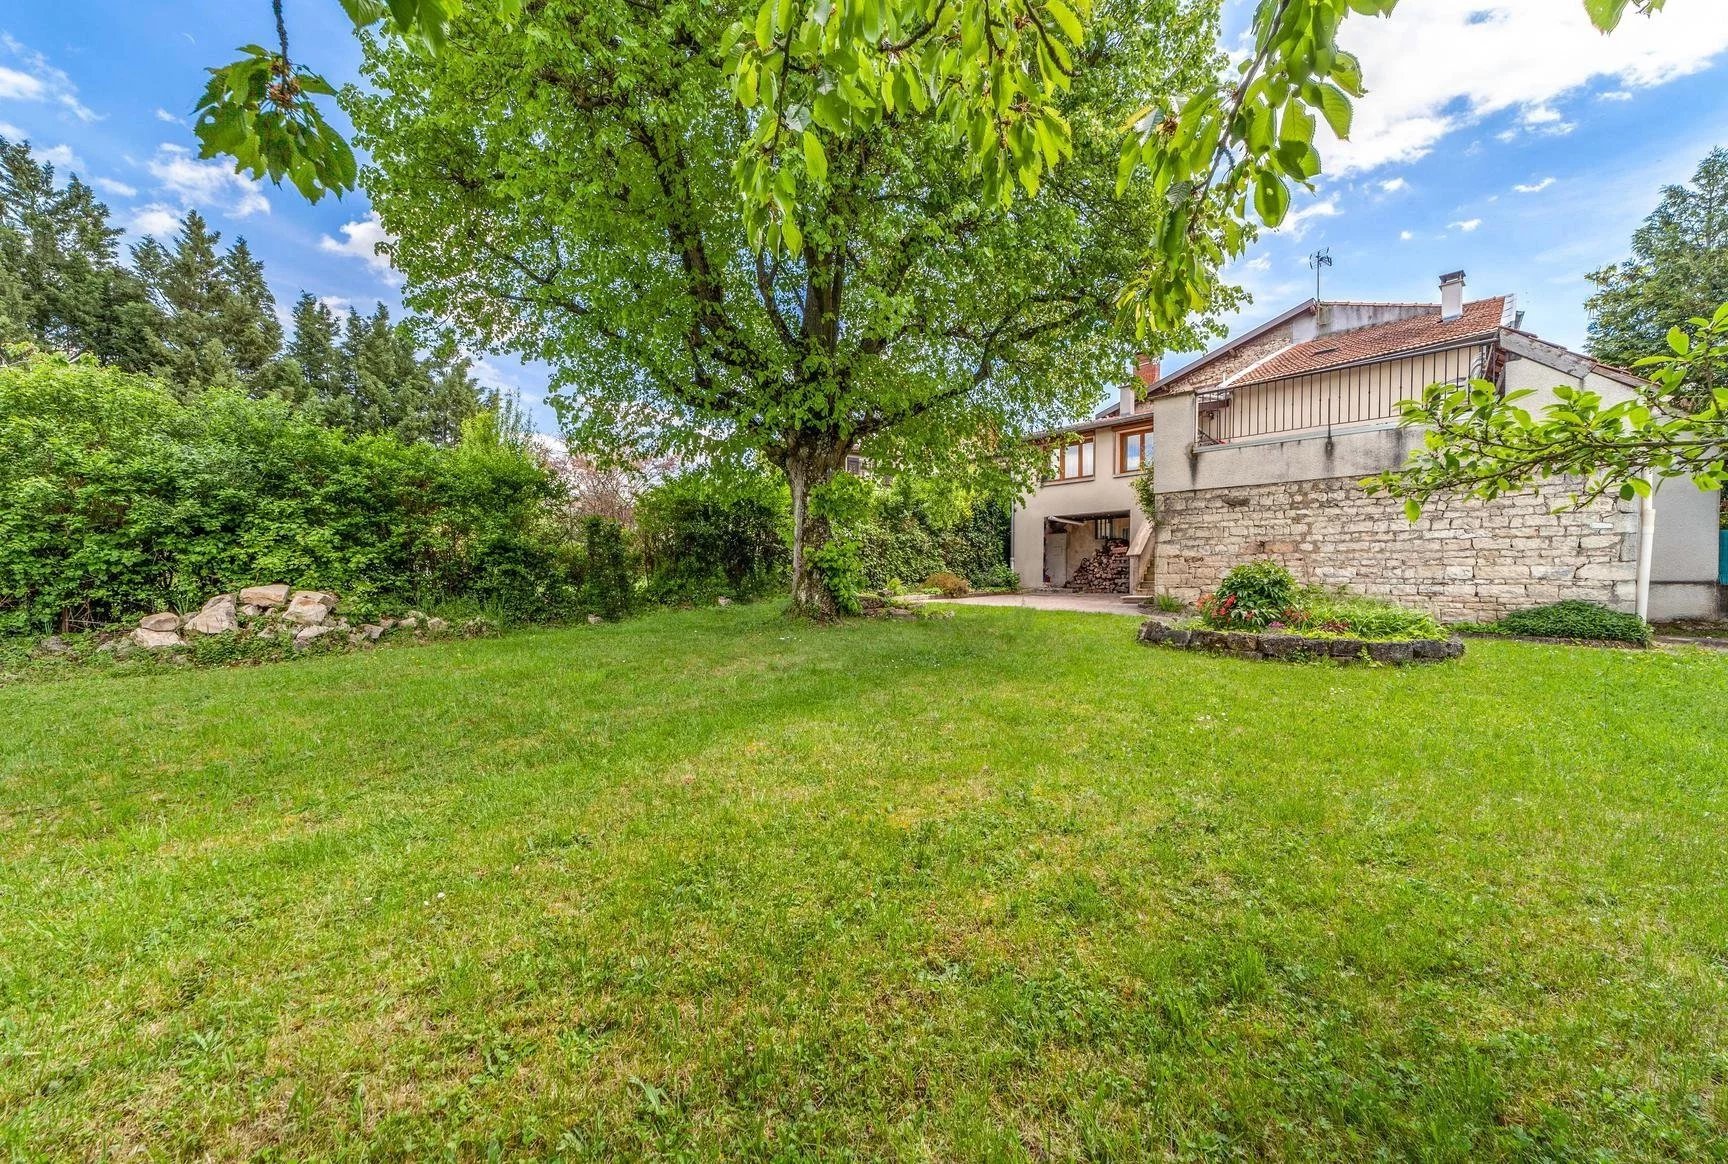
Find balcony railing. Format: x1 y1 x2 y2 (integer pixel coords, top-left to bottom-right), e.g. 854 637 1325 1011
1195 342 1498 446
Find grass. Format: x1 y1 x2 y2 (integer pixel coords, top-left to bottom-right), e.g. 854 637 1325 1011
3 605 1727 1160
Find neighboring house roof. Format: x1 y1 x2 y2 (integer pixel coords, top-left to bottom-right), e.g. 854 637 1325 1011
1222 297 1512 389
1150 298 1318 398
1498 327 1646 389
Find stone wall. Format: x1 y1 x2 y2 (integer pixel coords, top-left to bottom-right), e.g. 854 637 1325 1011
1151 476 1639 621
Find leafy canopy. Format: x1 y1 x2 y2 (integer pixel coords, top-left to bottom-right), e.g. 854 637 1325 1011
199 0 1669 329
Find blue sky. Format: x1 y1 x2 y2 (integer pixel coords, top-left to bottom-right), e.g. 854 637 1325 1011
3 0 1728 431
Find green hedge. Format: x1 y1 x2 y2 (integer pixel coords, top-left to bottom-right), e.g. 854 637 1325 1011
1497 600 1651 644
0 351 581 633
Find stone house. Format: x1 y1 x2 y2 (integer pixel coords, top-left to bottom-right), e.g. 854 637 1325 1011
1010 273 1722 621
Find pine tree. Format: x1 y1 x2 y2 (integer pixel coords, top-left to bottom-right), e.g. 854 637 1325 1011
286 292 343 410
1587 147 1728 390
216 238 283 380
133 211 243 393
0 136 162 366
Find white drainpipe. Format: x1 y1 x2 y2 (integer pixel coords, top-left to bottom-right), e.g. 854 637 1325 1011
1635 476 1656 622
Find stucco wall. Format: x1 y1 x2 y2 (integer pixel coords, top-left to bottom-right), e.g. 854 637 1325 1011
1010 470 1140 589
1151 476 1643 622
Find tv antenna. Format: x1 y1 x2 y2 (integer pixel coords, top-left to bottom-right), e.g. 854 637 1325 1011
1308 248 1333 300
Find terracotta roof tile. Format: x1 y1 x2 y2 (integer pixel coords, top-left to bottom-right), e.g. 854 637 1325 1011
1226 297 1509 388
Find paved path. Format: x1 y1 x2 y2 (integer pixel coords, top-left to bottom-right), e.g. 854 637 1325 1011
918 592 1151 617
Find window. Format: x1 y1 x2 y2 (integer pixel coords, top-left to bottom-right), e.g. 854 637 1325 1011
1117 427 1153 473
1046 437 1095 482
844 455 866 475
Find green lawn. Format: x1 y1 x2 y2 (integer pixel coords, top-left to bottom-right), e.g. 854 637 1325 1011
3 606 1727 1160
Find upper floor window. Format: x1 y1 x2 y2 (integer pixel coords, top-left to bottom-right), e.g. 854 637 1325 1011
844 455 866 475
1118 427 1153 473
1047 437 1095 481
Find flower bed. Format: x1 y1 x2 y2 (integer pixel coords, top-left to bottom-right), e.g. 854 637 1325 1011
1139 619 1465 664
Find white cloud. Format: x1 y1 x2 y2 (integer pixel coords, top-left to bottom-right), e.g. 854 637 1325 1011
1273 197 1341 240
0 66 44 101
318 212 398 280
1598 89 1634 101
154 107 182 124
1399 230 1415 241
37 143 79 170
0 120 21 139
1379 176 1408 193
1513 177 1556 194
1450 218 1483 232
130 204 182 239
0 34 97 122
144 142 269 218
1322 0 1728 175
316 295 354 315
1245 254 1273 272
93 177 137 198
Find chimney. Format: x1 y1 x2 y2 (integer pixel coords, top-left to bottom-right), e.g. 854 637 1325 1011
1120 356 1160 414
1439 270 1466 322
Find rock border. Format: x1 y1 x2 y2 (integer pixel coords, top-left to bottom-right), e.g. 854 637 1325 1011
1139 618 1464 664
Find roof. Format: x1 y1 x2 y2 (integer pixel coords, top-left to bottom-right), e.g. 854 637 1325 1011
1151 298 1318 399
1223 297 1511 388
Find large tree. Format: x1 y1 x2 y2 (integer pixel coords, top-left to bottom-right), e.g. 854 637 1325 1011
1586 147 1728 393
0 137 163 369
352 0 1241 615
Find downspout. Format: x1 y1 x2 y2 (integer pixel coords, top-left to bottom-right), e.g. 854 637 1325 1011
1636 474 1656 622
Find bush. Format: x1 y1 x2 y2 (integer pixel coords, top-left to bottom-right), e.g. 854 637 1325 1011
1289 591 1446 641
925 571 970 597
579 516 636 621
1199 560 1298 629
1498 600 1651 644
635 465 789 604
0 352 580 634
1152 592 1185 613
973 563 1021 592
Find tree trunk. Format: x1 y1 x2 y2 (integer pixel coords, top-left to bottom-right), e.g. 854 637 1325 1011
783 444 845 620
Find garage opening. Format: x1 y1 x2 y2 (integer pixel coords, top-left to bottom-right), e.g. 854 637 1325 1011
1042 512 1131 593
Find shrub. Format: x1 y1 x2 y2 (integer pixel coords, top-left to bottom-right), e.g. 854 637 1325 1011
0 352 579 634
1289 591 1445 640
579 516 636 621
974 563 1020 591
925 571 970 597
635 465 789 604
1152 592 1185 613
1199 560 1298 629
1498 600 1651 644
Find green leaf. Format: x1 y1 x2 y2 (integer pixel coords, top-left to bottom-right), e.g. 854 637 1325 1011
801 131 828 183
1316 84 1352 140
1403 499 1422 522
1045 0 1084 45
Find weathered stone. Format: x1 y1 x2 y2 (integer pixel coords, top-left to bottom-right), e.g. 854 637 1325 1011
239 583 292 608
293 623 338 648
716 596 733 606
139 612 181 633
586 614 603 625
1153 475 1640 623
283 590 339 626
350 624 385 645
1366 641 1414 665
1188 629 1227 651
425 617 449 634
131 627 182 650
184 594 239 636
1259 633 1317 660
35 636 72 656
1138 620 1169 644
